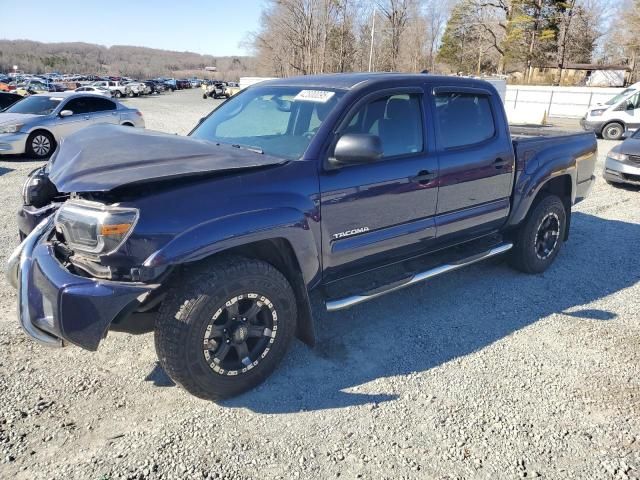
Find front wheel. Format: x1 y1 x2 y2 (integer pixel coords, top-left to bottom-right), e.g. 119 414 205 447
602 122 624 140
114 90 122 98
509 194 566 274
26 131 55 158
155 256 297 400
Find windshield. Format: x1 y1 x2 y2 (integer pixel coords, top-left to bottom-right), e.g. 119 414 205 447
4 96 61 115
604 88 635 106
191 86 344 159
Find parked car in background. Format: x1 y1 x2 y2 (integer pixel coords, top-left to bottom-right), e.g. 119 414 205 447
225 81 241 97
176 79 192 90
75 86 112 97
123 82 149 97
15 80 51 96
6 73 597 400
92 80 130 98
143 80 165 94
202 81 229 99
604 129 640 186
581 82 640 140
0 92 144 158
48 83 67 92
0 92 23 110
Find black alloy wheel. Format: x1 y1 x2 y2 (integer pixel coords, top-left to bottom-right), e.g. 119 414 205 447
203 293 278 375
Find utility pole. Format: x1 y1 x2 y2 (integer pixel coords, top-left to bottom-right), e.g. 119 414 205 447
368 6 376 72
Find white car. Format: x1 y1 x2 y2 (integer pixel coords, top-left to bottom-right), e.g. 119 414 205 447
74 86 112 97
91 81 130 98
123 82 150 97
581 82 640 140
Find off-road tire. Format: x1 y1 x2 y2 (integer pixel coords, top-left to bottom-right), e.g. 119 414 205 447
26 131 55 158
154 256 297 400
509 194 566 274
602 122 624 140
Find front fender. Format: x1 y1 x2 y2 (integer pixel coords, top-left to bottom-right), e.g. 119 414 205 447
143 207 321 285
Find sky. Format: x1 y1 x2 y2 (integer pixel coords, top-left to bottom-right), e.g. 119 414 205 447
0 0 265 56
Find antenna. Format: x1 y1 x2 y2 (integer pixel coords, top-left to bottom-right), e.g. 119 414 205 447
368 6 376 72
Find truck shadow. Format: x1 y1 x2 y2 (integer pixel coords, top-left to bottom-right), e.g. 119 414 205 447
221 212 639 413
0 166 14 177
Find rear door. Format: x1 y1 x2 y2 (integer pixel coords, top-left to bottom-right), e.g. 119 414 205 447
83 96 119 125
319 88 439 280
431 87 514 239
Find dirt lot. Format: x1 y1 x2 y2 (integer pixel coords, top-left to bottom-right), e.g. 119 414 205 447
0 90 638 480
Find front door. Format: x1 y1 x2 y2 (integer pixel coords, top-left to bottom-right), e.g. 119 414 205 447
54 97 93 137
618 92 640 133
319 89 439 280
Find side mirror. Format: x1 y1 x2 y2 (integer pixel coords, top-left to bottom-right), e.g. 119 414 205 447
59 110 73 117
328 133 383 168
626 102 635 111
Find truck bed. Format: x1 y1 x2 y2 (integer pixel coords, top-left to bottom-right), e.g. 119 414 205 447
510 127 597 189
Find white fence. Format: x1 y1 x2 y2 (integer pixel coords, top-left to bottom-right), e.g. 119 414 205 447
505 85 624 123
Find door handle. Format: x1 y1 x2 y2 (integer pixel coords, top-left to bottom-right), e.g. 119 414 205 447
493 158 509 169
410 170 437 184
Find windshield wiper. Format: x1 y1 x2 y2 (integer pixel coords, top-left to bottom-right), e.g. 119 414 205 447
231 143 264 154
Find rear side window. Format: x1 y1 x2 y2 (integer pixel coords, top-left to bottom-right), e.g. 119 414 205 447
342 93 423 158
435 92 495 148
86 97 116 111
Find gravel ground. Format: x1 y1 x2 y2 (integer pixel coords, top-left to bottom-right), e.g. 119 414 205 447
0 90 638 480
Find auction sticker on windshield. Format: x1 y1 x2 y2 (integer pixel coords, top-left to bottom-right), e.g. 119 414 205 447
294 90 335 103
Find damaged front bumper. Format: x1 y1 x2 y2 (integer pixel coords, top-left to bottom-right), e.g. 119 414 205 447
6 218 158 351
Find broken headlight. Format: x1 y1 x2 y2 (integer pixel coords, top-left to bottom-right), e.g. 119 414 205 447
54 200 139 256
22 167 58 208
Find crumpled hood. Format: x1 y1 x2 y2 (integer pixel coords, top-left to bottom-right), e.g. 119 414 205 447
0 112 41 125
48 124 287 192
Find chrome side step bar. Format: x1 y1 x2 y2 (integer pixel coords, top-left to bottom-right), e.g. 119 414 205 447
325 242 513 312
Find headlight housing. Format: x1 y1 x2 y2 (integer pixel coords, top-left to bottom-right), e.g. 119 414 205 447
0 123 24 134
22 167 59 208
607 151 628 162
55 200 139 257
589 109 606 117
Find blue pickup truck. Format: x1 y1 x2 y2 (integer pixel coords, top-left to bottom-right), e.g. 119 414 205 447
7 73 597 400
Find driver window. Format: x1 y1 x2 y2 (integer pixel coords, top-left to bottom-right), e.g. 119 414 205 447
216 94 293 137
341 93 424 158
63 98 90 114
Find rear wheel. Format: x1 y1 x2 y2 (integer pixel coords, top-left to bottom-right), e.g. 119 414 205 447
26 131 55 158
602 122 624 140
154 256 297 400
509 194 566 274
114 90 122 98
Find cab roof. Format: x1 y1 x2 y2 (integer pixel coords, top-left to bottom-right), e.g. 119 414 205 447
260 72 494 91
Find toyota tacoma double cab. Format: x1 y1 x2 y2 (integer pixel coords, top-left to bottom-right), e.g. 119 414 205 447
6 73 597 400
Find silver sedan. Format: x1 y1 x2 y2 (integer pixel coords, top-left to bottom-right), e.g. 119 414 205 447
0 92 145 158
